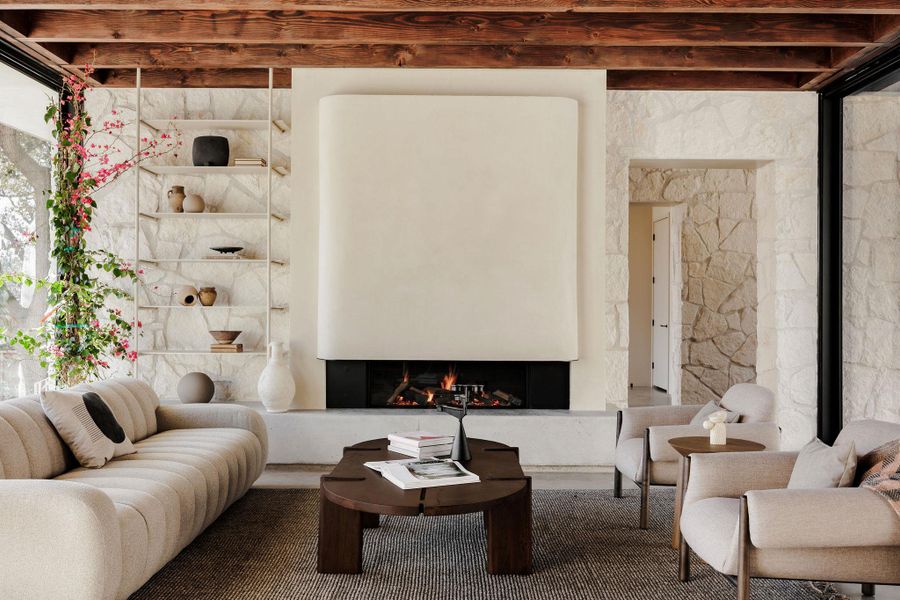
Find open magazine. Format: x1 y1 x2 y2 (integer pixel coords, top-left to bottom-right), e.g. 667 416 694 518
364 458 480 490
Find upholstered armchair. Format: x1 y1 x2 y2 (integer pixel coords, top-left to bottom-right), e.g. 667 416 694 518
614 384 781 529
679 420 900 599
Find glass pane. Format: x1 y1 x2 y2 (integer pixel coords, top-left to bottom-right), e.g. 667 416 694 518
0 62 55 399
842 79 900 423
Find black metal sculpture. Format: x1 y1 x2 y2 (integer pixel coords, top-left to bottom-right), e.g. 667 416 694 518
437 394 471 462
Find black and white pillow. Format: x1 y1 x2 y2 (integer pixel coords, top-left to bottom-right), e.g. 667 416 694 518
41 389 136 468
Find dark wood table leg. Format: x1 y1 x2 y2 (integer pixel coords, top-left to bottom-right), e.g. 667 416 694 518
318 487 363 574
362 512 380 528
485 477 533 575
672 455 689 549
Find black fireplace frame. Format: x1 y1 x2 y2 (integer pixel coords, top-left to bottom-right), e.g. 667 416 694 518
325 360 570 410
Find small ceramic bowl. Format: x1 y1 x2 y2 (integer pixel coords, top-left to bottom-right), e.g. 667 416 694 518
209 330 241 344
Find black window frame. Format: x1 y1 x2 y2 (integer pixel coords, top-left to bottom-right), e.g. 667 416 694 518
817 45 900 443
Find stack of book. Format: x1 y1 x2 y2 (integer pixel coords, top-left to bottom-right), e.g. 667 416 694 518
234 157 267 167
387 431 453 459
210 343 243 353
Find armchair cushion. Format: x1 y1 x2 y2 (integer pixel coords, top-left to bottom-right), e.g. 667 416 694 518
719 383 774 423
683 451 797 505
787 438 856 489
746 487 900 549
689 401 739 426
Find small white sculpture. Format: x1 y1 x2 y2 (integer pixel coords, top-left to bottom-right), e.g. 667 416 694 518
703 410 729 445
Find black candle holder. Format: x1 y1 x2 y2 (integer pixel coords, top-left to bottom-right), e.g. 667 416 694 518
437 395 471 462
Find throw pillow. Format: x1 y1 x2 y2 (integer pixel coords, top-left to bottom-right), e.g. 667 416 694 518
689 400 740 426
787 438 857 489
856 439 900 518
41 389 136 468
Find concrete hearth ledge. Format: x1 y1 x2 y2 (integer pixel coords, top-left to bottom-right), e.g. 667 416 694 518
235 404 617 467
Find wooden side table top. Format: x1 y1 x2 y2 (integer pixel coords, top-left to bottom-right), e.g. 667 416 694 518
668 436 766 457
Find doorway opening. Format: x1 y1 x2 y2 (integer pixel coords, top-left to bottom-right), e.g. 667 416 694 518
628 166 759 406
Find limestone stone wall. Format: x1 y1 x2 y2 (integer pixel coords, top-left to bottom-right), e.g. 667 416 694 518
630 169 757 404
842 94 900 424
85 88 291 402
608 91 819 449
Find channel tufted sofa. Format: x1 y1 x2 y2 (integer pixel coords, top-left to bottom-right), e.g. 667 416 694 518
0 377 268 600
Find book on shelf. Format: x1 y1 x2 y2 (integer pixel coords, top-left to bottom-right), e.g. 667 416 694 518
387 431 453 448
210 343 243 353
234 157 267 167
387 443 453 459
364 458 479 490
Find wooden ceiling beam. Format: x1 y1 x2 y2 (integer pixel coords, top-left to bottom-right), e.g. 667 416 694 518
2 1 900 13
95 67 804 89
607 70 800 89
62 43 835 71
3 10 874 46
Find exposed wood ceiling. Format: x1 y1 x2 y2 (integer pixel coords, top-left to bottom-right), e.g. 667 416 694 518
1 1 900 90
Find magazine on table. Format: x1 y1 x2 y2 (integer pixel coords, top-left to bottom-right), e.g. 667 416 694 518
364 458 480 490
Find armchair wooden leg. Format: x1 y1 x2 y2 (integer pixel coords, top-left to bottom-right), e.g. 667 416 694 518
678 537 691 582
639 429 651 530
862 584 876 597
613 411 623 499
737 496 750 600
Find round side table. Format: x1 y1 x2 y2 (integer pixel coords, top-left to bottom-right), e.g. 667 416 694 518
668 436 766 550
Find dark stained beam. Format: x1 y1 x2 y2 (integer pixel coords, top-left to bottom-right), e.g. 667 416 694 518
607 69 800 89
65 43 835 71
4 10 875 46
97 67 292 87
96 67 804 89
2 1 900 13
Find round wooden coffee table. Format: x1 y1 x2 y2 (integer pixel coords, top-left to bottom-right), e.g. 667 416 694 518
668 436 766 549
318 438 532 575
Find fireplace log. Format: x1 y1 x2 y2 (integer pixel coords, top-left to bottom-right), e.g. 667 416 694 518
387 381 410 405
492 390 524 407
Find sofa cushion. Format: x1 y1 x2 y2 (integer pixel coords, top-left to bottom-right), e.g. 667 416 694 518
75 378 160 443
787 438 856 489
41 390 136 468
0 397 73 479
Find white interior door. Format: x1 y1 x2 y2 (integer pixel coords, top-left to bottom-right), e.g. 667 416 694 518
652 217 670 391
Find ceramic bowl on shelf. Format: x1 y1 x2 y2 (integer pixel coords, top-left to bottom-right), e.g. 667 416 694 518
209 330 241 344
210 246 244 255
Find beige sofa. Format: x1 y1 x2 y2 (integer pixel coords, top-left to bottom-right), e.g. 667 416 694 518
0 377 268 600
679 419 900 599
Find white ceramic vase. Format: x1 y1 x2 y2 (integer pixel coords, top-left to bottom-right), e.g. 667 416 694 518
258 342 295 413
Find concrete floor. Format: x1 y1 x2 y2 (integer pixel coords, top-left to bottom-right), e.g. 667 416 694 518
628 385 672 407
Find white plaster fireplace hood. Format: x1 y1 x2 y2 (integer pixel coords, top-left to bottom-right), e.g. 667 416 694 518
316 94 579 361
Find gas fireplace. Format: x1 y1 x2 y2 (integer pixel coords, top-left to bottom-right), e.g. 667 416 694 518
326 360 570 410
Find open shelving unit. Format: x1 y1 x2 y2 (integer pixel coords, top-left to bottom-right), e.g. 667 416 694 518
132 68 287 371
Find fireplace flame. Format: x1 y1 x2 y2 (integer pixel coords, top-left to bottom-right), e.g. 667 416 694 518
441 365 458 390
402 363 409 383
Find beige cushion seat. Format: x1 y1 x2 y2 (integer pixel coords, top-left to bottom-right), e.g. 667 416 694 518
614 437 679 485
0 378 269 600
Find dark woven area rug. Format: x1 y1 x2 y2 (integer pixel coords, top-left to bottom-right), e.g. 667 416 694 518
132 488 827 600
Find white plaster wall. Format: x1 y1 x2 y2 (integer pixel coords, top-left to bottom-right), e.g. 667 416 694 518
85 88 291 402
608 92 819 449
842 94 900 424
291 68 607 410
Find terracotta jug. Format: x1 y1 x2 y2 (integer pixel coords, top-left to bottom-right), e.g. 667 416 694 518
167 186 185 213
198 287 217 307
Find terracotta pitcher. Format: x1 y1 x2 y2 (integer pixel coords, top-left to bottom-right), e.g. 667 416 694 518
167 185 185 213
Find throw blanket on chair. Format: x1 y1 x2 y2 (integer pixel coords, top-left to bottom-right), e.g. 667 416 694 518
858 440 900 518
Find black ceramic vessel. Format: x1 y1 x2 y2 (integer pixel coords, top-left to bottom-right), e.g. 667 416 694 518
192 136 230 167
